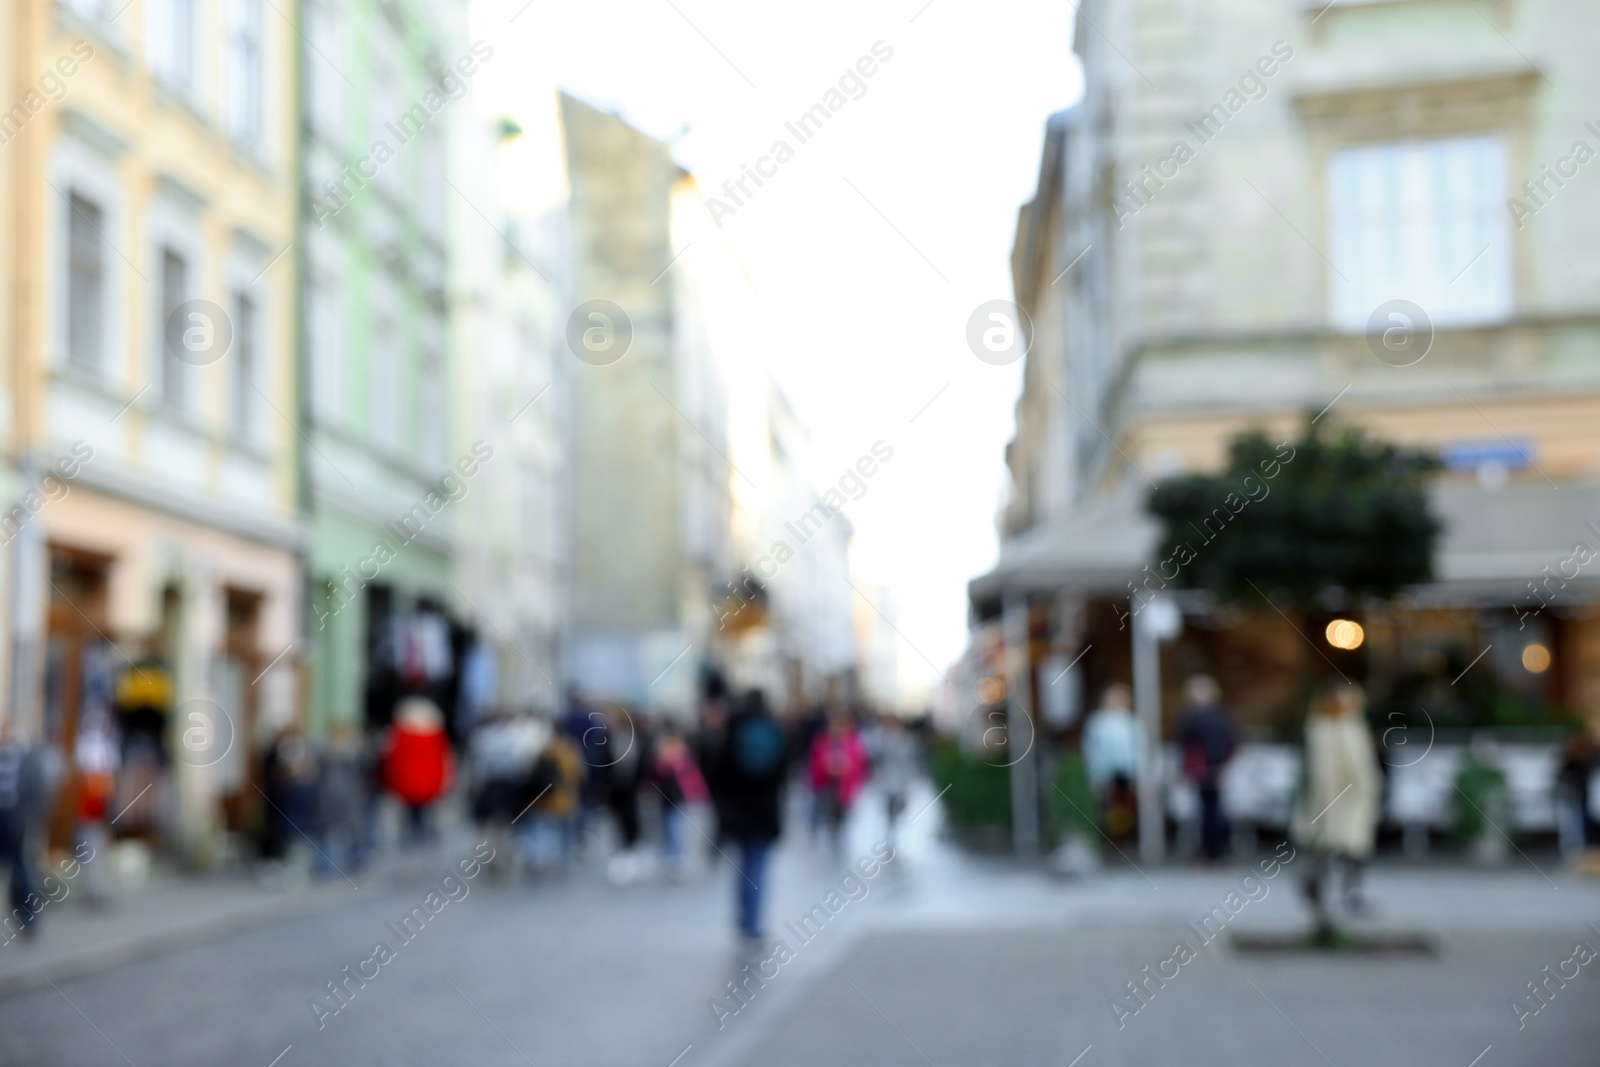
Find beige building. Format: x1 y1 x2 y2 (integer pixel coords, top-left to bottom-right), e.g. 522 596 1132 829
560 96 738 715
976 0 1600 734
4 0 300 859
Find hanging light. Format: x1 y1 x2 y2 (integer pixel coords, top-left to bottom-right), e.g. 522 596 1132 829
1522 643 1552 673
1325 619 1365 650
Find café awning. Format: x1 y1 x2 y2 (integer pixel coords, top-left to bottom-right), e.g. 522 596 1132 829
969 481 1600 616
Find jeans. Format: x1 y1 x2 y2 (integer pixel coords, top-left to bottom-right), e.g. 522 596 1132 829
522 814 574 869
732 835 775 939
661 805 687 868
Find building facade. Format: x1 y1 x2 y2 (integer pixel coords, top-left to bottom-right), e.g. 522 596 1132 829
976 0 1600 736
299 0 473 739
560 95 738 717
5 0 301 859
448 65 572 715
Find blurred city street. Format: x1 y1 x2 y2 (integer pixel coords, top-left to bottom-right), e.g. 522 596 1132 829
4 0 1600 1059
3 783 1597 1067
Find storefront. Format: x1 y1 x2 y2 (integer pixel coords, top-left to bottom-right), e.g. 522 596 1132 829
970 481 1600 737
35 486 300 863
306 506 475 742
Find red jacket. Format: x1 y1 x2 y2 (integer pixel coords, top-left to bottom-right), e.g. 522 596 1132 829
381 725 455 805
807 729 868 808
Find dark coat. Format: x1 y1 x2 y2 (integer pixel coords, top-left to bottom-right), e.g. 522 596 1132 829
1177 703 1238 788
707 708 787 841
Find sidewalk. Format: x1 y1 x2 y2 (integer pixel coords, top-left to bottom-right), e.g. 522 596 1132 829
0 829 479 998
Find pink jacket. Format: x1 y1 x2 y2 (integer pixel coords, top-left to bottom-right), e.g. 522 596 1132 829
807 730 868 808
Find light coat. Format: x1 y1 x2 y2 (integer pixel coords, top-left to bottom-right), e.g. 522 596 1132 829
1293 710 1381 857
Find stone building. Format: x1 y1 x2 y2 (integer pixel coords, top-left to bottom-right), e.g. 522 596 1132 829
560 96 738 716
974 0 1600 736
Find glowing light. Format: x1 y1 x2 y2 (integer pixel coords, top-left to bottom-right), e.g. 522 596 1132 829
1522 643 1552 673
1325 619 1365 651
976 676 1007 704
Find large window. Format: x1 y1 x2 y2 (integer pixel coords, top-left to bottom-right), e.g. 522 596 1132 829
1328 135 1512 330
302 1 343 140
66 193 105 373
148 0 194 89
227 0 263 143
160 248 189 408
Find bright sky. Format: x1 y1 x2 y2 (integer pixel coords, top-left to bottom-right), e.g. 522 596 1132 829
480 0 1084 704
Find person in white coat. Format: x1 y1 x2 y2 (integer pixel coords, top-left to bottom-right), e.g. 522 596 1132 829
1293 679 1381 936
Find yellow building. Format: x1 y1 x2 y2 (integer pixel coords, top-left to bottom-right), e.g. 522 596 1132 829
4 0 301 862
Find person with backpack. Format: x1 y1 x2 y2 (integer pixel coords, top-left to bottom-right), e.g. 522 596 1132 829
707 690 787 948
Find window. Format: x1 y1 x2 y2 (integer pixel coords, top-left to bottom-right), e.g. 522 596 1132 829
307 278 344 422
303 2 344 140
1328 136 1512 330
160 248 190 408
66 193 105 373
62 0 108 22
148 0 194 89
369 39 406 199
416 342 444 465
232 291 258 438
228 0 263 143
369 309 400 450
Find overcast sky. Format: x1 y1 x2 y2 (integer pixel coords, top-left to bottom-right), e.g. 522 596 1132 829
480 0 1084 703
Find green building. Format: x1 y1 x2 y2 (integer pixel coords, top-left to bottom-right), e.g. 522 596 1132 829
298 0 470 735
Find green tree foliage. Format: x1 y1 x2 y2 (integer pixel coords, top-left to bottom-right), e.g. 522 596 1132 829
1146 421 1441 608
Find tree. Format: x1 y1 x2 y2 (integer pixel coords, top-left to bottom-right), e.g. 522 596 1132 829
1146 419 1441 609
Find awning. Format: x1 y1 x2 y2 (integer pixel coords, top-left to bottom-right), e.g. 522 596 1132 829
969 481 1600 614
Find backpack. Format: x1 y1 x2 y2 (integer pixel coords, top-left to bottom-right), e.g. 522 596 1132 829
731 715 784 778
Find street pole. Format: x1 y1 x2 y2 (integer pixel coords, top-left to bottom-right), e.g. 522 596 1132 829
1133 595 1180 866
1003 595 1039 860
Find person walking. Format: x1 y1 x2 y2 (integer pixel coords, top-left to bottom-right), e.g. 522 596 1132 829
314 726 370 877
1293 679 1381 938
806 708 868 857
468 711 546 877
0 726 46 940
707 690 787 949
260 729 319 875
645 722 709 878
1176 674 1238 863
1082 682 1143 844
1556 730 1598 856
524 725 582 874
379 697 455 846
873 714 920 847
